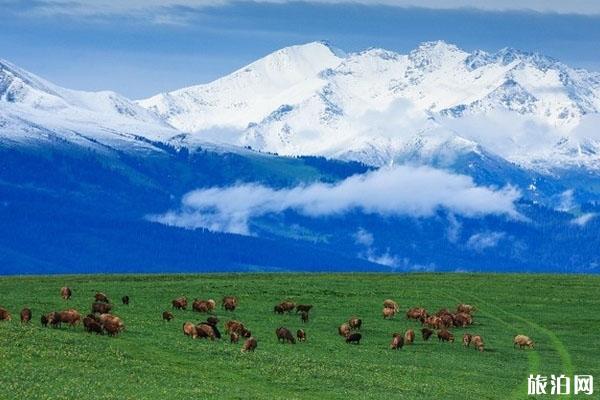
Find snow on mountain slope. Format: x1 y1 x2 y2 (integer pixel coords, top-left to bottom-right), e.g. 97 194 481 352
137 41 345 133
0 58 177 150
137 41 600 170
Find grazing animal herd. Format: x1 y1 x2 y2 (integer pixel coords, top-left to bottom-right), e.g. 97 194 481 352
0 289 537 357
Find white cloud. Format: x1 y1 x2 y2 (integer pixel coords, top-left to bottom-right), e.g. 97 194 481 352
571 213 597 226
149 165 521 234
353 228 374 246
466 231 505 251
21 0 600 18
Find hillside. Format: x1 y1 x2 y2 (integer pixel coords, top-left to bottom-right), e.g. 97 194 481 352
0 273 598 399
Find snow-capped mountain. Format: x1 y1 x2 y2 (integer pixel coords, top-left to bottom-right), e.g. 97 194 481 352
0 58 176 150
138 41 600 170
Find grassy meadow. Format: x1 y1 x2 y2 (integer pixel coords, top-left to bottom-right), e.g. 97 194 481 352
0 273 598 399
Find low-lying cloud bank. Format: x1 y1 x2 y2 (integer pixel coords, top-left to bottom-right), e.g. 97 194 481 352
149 165 521 235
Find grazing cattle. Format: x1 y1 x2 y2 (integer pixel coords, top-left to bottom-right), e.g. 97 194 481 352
424 316 443 329
183 322 197 339
383 299 400 313
225 320 244 334
404 329 415 345
122 296 130 305
94 292 109 303
192 300 211 313
162 311 174 321
463 333 473 347
348 317 362 330
240 328 252 338
406 307 428 321
457 304 475 314
297 329 306 342
40 314 49 327
60 287 72 300
172 297 188 310
345 333 362 345
435 308 452 317
58 309 81 327
296 304 313 313
223 296 237 311
437 329 455 343
383 307 395 319
20 308 32 324
103 316 124 336
439 313 454 328
390 333 404 350
207 299 216 311
273 304 285 314
42 312 61 328
196 323 216 340
204 318 221 339
275 327 296 344
514 335 534 349
338 323 351 337
453 312 472 328
421 328 434 341
0 307 11 321
230 332 240 343
278 301 296 313
83 316 103 334
241 337 257 353
300 311 309 323
92 302 112 314
471 335 484 352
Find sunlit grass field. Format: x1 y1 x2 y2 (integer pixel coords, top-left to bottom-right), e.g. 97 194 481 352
0 273 598 399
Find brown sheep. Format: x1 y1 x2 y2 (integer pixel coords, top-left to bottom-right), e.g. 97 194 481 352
83 316 103 334
471 335 484 352
463 333 473 347
60 287 72 300
383 307 396 319
207 299 216 311
404 329 415 345
457 304 476 314
421 328 434 341
103 316 124 336
345 333 362 344
296 304 313 313
390 333 404 350
230 332 240 343
222 296 238 311
195 323 216 340
383 299 400 313
439 313 454 328
172 297 188 310
273 304 285 314
183 322 197 339
162 311 174 321
424 316 442 329
94 292 109 303
0 307 11 321
91 302 112 314
240 328 252 338
513 335 534 349
338 323 351 337
300 311 309 323
40 314 49 327
406 307 428 321
58 309 81 327
20 308 32 324
348 317 362 330
437 329 455 343
225 320 244 334
275 327 296 344
297 329 306 342
453 312 472 328
192 300 210 313
122 296 130 305
278 301 296 313
241 337 257 352
42 311 61 328
435 308 452 317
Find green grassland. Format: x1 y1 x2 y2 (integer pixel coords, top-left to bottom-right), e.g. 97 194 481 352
0 273 598 399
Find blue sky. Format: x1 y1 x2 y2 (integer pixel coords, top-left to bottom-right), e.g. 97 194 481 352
2 0 600 98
